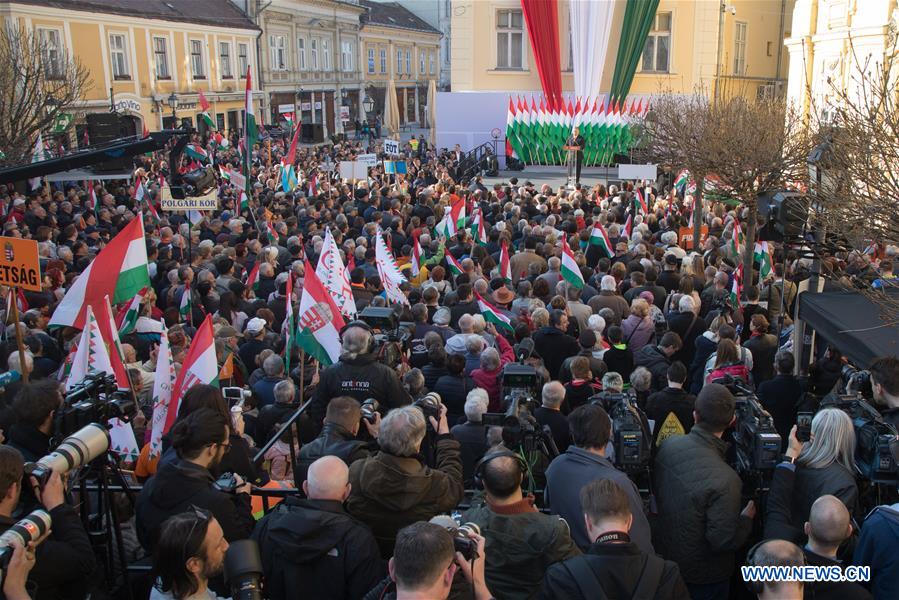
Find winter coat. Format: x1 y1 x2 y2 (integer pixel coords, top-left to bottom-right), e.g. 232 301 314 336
756 374 807 450
432 373 476 425
689 333 718 393
252 497 384 600
295 422 374 488
853 503 899 600
471 334 515 411
544 447 653 553
136 459 254 551
791 461 859 523
653 426 753 584
533 327 580 380
602 344 634 381
346 434 464 557
620 315 655 356
645 387 695 453
744 332 779 384
633 345 671 391
666 310 706 368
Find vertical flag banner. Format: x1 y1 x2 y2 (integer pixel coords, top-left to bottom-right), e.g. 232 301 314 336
166 315 218 432
296 260 346 365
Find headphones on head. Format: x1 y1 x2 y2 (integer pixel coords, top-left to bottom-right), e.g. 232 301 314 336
472 449 527 490
340 320 375 354
742 539 807 595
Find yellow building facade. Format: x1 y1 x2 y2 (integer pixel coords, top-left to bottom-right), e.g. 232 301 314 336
359 0 441 125
450 0 793 101
0 0 262 139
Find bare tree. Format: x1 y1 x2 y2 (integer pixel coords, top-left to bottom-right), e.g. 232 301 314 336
0 24 90 167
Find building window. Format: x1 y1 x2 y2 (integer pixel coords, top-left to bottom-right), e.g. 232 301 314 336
152 36 170 79
322 37 331 71
396 48 403 74
269 34 286 71
109 33 130 80
496 9 523 69
238 43 249 77
368 47 375 74
640 12 671 73
445 38 451 63
734 21 747 75
219 42 232 78
190 39 206 78
380 48 387 73
419 49 425 74
38 28 63 79
405 49 411 75
430 50 436 74
341 40 353 72
298 37 306 70
311 38 319 70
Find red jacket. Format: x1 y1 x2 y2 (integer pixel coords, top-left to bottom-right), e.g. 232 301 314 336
471 334 515 411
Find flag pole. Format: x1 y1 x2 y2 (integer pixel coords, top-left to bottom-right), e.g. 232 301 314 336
298 348 306 402
10 288 28 384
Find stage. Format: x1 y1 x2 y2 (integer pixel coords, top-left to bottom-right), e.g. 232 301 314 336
481 165 624 190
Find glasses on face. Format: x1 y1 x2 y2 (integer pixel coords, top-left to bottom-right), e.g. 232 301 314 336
181 506 211 562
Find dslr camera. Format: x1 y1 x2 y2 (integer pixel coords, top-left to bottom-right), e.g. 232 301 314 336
25 423 111 490
413 392 443 423
360 398 380 424
56 372 136 439
590 391 650 473
358 307 412 368
0 510 52 585
224 539 264 600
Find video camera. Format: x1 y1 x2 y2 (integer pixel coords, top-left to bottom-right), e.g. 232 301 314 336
501 363 540 401
25 423 111 490
0 509 51 586
820 394 899 485
358 307 412 368
56 372 136 439
590 391 651 473
714 376 782 474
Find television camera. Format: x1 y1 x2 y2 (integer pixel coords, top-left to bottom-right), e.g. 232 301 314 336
56 372 136 439
357 306 412 368
712 376 782 476
820 394 899 485
589 391 651 474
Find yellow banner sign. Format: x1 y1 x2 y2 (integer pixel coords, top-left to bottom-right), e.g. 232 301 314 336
0 238 41 292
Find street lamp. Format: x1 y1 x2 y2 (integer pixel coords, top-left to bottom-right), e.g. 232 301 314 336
363 96 374 114
167 93 178 121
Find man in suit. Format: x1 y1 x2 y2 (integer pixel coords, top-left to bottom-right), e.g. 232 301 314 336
566 127 585 185
756 351 806 450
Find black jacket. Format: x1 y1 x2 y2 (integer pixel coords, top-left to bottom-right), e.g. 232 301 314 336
450 300 479 329
666 311 706 368
538 539 690 600
756 374 806 450
432 373 475 425
803 550 872 600
633 345 671 392
309 353 411 430
252 497 384 600
792 462 858 524
0 504 95 600
602 345 634 382
688 334 718 393
449 421 488 485
644 387 695 453
136 459 255 550
295 423 374 488
7 424 52 463
533 327 580 380
535 407 571 453
653 426 753 584
744 333 779 384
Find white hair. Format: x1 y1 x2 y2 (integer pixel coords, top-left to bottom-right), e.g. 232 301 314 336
541 381 565 407
479 347 500 371
380 406 426 456
678 295 695 313
464 388 489 422
587 314 606 336
7 351 33 374
601 275 617 292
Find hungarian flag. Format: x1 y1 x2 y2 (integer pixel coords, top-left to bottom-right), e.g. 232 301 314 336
29 133 45 191
635 188 648 214
166 315 218 432
49 216 151 330
185 144 209 162
561 236 585 289
265 220 278 244
475 292 513 333
87 180 99 215
674 169 690 191
94 296 130 390
499 240 512 284
198 90 216 131
410 235 423 278
730 219 744 257
219 166 231 182
149 328 175 458
116 287 148 336
179 282 192 324
245 260 260 292
444 248 463 276
589 221 614 257
283 119 301 167
243 66 258 196
729 263 744 307
295 260 346 365
281 274 294 374
315 228 356 318
6 288 27 321
470 208 487 246
212 132 229 150
450 197 466 230
754 242 773 279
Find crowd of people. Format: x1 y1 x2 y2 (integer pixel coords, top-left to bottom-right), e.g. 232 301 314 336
1 128 899 600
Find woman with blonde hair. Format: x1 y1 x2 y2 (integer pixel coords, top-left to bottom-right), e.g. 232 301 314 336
620 298 655 356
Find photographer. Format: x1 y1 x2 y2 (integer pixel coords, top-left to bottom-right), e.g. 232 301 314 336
308 324 411 432
295 396 379 487
346 405 463 558
462 449 580 599
253 456 384 600
0 446 94 600
653 383 755 600
7 381 62 463
136 409 255 551
149 509 229 600
869 356 899 429
538 480 689 599
544 404 652 553
364 521 494 600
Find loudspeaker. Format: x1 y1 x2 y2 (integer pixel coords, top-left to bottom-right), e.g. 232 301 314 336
86 113 134 172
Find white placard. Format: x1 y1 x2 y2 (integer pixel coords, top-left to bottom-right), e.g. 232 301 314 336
618 164 658 181
314 101 322 110
160 194 218 211
339 106 350 122
301 102 312 111
357 153 378 167
338 161 370 181
229 171 246 190
278 104 295 114
383 139 400 155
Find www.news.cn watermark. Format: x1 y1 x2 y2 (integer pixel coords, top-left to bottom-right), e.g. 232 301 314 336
741 565 870 583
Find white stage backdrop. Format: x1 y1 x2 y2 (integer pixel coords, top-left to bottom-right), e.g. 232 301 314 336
570 0 615 108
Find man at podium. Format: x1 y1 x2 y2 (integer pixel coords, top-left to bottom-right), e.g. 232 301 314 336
566 126 585 185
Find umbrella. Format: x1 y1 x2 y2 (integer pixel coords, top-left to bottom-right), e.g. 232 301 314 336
428 79 437 148
384 78 401 138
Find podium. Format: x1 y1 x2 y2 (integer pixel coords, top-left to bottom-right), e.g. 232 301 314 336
563 145 582 189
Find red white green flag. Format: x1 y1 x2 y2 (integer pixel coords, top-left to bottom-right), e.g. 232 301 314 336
185 144 209 162
179 282 192 324
635 188 648 214
295 260 346 365
198 91 216 131
475 292 513 333
444 248 463 276
589 221 613 257
623 214 633 238
149 328 175 458
166 314 219 432
411 235 423 278
281 275 294 374
499 240 512 284
729 263 744 307
561 236 585 289
315 229 357 318
470 208 487 246
245 260 260 292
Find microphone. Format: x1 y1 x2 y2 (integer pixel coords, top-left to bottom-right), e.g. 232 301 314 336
0 371 20 388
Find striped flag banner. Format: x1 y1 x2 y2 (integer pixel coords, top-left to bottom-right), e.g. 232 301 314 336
475 292 513 333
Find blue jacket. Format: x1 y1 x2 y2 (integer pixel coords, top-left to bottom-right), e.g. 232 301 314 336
544 446 653 553
853 503 899 599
